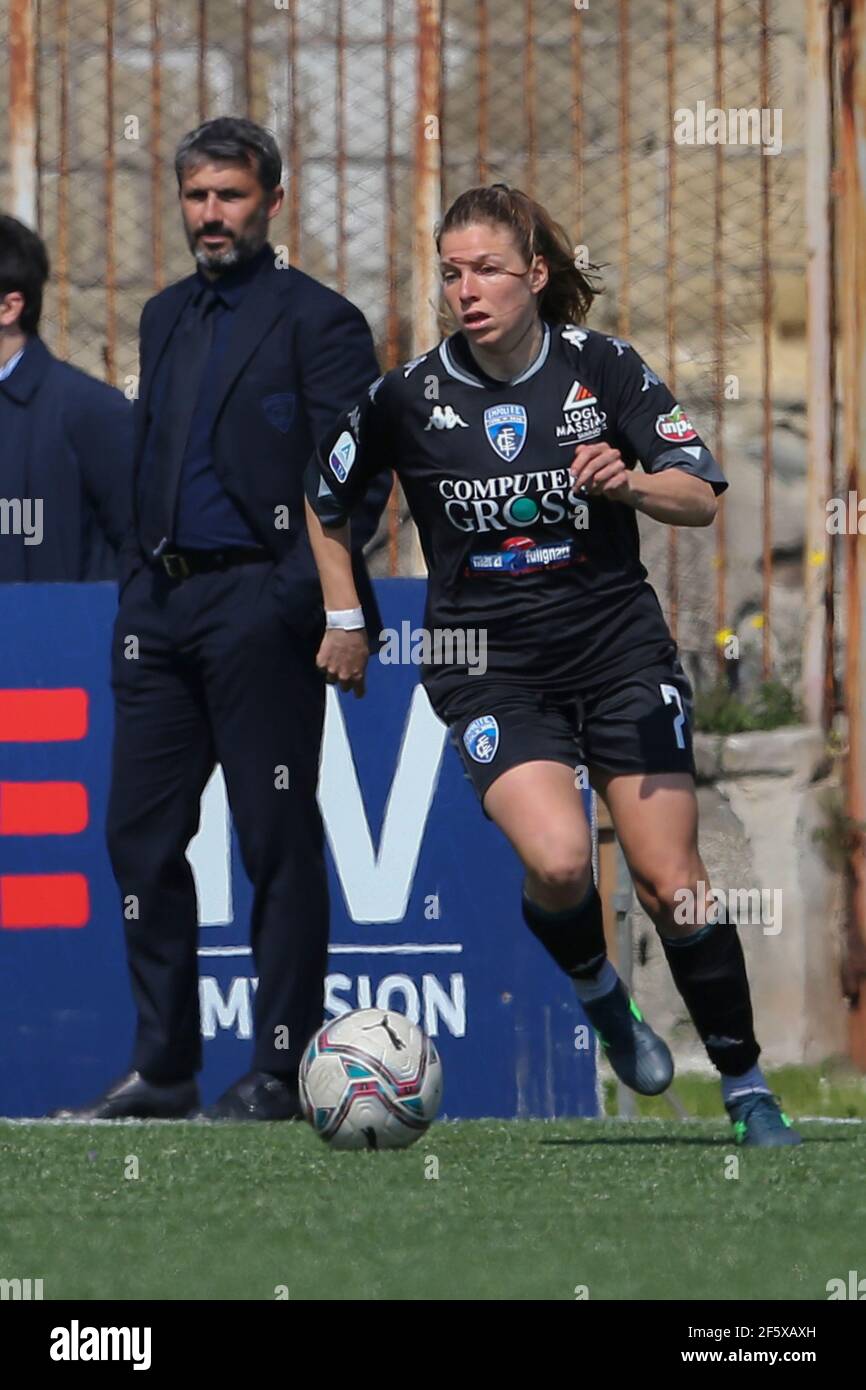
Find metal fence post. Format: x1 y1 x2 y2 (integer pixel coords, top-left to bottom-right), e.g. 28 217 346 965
9 0 38 228
409 0 442 577
836 0 866 1066
804 0 835 730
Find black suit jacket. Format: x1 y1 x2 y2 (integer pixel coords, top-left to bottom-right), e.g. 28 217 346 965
122 247 390 638
0 336 133 581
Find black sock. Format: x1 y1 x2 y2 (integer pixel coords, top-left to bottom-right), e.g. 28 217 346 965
660 919 760 1075
521 880 607 980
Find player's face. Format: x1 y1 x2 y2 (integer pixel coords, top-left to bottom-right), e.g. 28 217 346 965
179 159 284 273
438 222 547 348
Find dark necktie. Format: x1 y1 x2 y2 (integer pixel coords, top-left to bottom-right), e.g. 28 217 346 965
139 289 218 557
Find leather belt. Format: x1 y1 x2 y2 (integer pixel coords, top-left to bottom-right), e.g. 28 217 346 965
158 547 269 580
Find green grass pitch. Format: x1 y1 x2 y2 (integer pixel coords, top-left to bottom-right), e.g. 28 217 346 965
1 1113 863 1300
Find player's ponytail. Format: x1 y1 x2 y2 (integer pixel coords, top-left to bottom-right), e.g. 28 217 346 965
435 184 604 327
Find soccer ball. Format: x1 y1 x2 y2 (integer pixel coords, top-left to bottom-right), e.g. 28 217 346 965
299 1008 443 1150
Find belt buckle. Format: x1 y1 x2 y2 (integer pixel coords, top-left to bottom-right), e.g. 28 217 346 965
161 552 191 580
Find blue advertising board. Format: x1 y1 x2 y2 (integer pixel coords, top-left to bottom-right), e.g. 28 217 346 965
0 580 597 1119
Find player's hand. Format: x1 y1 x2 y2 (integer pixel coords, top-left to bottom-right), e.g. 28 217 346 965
316 628 369 698
569 442 633 502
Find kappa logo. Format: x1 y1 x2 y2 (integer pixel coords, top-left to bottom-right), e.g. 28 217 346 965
402 354 427 378
328 430 356 483
347 405 361 434
606 337 660 392
562 325 589 350
655 405 698 443
368 375 384 402
463 715 500 764
425 405 469 431
484 404 527 461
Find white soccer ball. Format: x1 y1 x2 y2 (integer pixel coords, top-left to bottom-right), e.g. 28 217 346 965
299 1008 443 1150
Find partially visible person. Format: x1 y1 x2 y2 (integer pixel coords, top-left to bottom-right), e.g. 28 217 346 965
0 215 133 581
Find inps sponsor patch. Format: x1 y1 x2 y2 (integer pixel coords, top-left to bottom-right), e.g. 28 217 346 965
655 405 698 443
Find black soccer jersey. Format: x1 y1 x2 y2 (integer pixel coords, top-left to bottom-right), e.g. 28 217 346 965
306 321 727 715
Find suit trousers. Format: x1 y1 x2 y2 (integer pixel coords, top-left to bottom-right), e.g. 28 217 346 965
106 557 328 1083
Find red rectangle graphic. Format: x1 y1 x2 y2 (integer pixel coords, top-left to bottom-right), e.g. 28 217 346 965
0 873 90 928
0 690 88 742
0 782 89 835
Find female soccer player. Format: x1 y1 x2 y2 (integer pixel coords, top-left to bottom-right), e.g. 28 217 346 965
303 184 799 1147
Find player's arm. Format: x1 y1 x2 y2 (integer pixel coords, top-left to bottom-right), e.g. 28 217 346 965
303 500 369 696
571 442 718 526
570 341 727 528
303 377 396 696
617 462 717 525
298 299 391 550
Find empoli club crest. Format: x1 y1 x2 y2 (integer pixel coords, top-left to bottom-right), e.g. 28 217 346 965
463 715 500 764
483 404 527 461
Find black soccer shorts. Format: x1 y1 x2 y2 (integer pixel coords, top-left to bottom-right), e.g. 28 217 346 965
444 658 696 813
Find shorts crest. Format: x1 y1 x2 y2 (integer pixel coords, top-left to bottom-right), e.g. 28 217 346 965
463 715 500 764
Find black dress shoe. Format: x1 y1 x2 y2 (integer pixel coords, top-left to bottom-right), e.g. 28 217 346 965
48 1069 199 1120
205 1070 303 1121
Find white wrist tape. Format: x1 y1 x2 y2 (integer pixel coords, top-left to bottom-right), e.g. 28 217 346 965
325 607 365 631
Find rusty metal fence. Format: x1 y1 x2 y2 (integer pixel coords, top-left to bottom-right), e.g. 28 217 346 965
4 2 865 1044
3 0 801 618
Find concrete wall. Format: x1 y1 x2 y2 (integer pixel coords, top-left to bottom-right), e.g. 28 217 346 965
624 726 848 1073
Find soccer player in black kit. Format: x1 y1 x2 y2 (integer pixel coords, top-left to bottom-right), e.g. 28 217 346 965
303 184 800 1147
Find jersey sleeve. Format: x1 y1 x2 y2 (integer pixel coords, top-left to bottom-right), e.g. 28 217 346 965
603 339 729 497
304 372 398 527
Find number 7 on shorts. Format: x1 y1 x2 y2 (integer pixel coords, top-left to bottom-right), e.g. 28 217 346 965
660 682 686 750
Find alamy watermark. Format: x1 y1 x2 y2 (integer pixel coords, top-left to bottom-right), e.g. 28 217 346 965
378 622 488 676
0 1276 43 1299
673 881 782 936
673 101 782 157
826 492 866 534
0 497 43 545
49 1321 152 1370
826 1270 866 1299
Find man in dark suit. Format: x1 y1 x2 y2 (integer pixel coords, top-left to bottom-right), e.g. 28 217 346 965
50 117 390 1121
0 216 132 581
